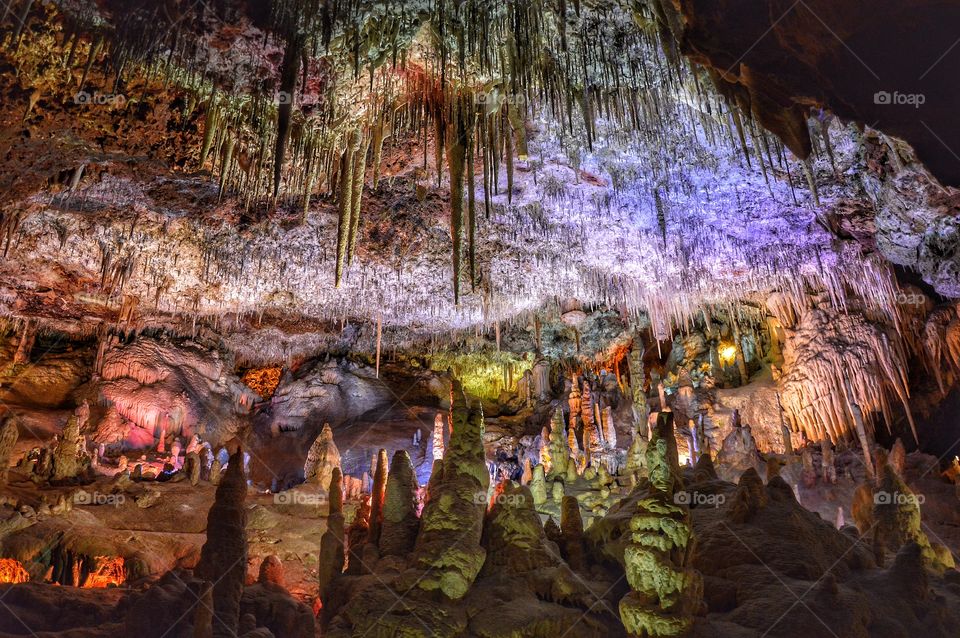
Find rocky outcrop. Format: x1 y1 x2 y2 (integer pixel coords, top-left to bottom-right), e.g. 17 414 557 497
195 448 248 637
97 335 257 449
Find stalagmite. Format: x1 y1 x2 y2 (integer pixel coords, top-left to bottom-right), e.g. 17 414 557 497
546 409 569 479
530 464 547 506
402 379 487 599
431 413 445 462
560 495 586 570
379 450 419 557
195 448 247 637
304 424 341 490
52 414 87 481
367 448 389 547
318 467 344 604
619 412 702 636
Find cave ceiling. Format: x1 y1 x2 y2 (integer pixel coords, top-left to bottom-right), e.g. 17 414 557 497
0 0 957 354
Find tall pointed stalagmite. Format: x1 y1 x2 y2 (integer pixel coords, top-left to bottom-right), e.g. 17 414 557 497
366 448 389 551
379 450 420 556
318 467 344 604
195 448 247 637
402 378 488 599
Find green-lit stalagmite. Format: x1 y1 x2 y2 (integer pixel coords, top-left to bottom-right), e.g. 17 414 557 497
619 412 702 636
401 378 488 599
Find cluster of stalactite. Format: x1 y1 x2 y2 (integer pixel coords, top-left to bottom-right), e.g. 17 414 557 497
21 0 839 304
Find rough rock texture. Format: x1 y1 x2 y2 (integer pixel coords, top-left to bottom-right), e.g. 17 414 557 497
401 381 488 599
714 422 763 483
195 448 248 637
480 482 562 575
318 466 345 605
0 416 19 485
303 423 341 488
97 336 257 449
51 413 87 481
379 450 420 557
619 412 702 637
779 306 915 444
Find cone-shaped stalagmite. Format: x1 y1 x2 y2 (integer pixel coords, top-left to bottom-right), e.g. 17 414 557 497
619 412 702 637
318 468 344 604
404 379 488 599
481 482 559 575
304 423 341 490
195 448 247 637
379 450 420 557
367 448 389 547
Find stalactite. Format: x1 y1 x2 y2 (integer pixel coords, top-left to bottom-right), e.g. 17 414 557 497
347 133 370 266
335 131 359 287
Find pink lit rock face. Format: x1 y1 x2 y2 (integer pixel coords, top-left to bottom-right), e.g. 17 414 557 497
94 335 258 450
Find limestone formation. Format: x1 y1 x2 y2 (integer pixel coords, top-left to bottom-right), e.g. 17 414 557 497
303 424 341 490
872 464 937 566
560 495 586 570
619 412 702 637
367 448 388 547
0 416 18 485
51 414 88 481
379 450 420 557
343 495 370 576
257 555 285 587
195 448 248 637
431 413 445 462
480 482 561 575
403 380 488 599
529 464 547 507
318 468 345 603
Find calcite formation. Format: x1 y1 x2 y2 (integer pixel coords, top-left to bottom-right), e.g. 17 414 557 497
403 381 488 599
317 468 344 604
619 413 702 637
0 416 18 485
195 448 248 637
303 423 341 488
379 450 419 557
